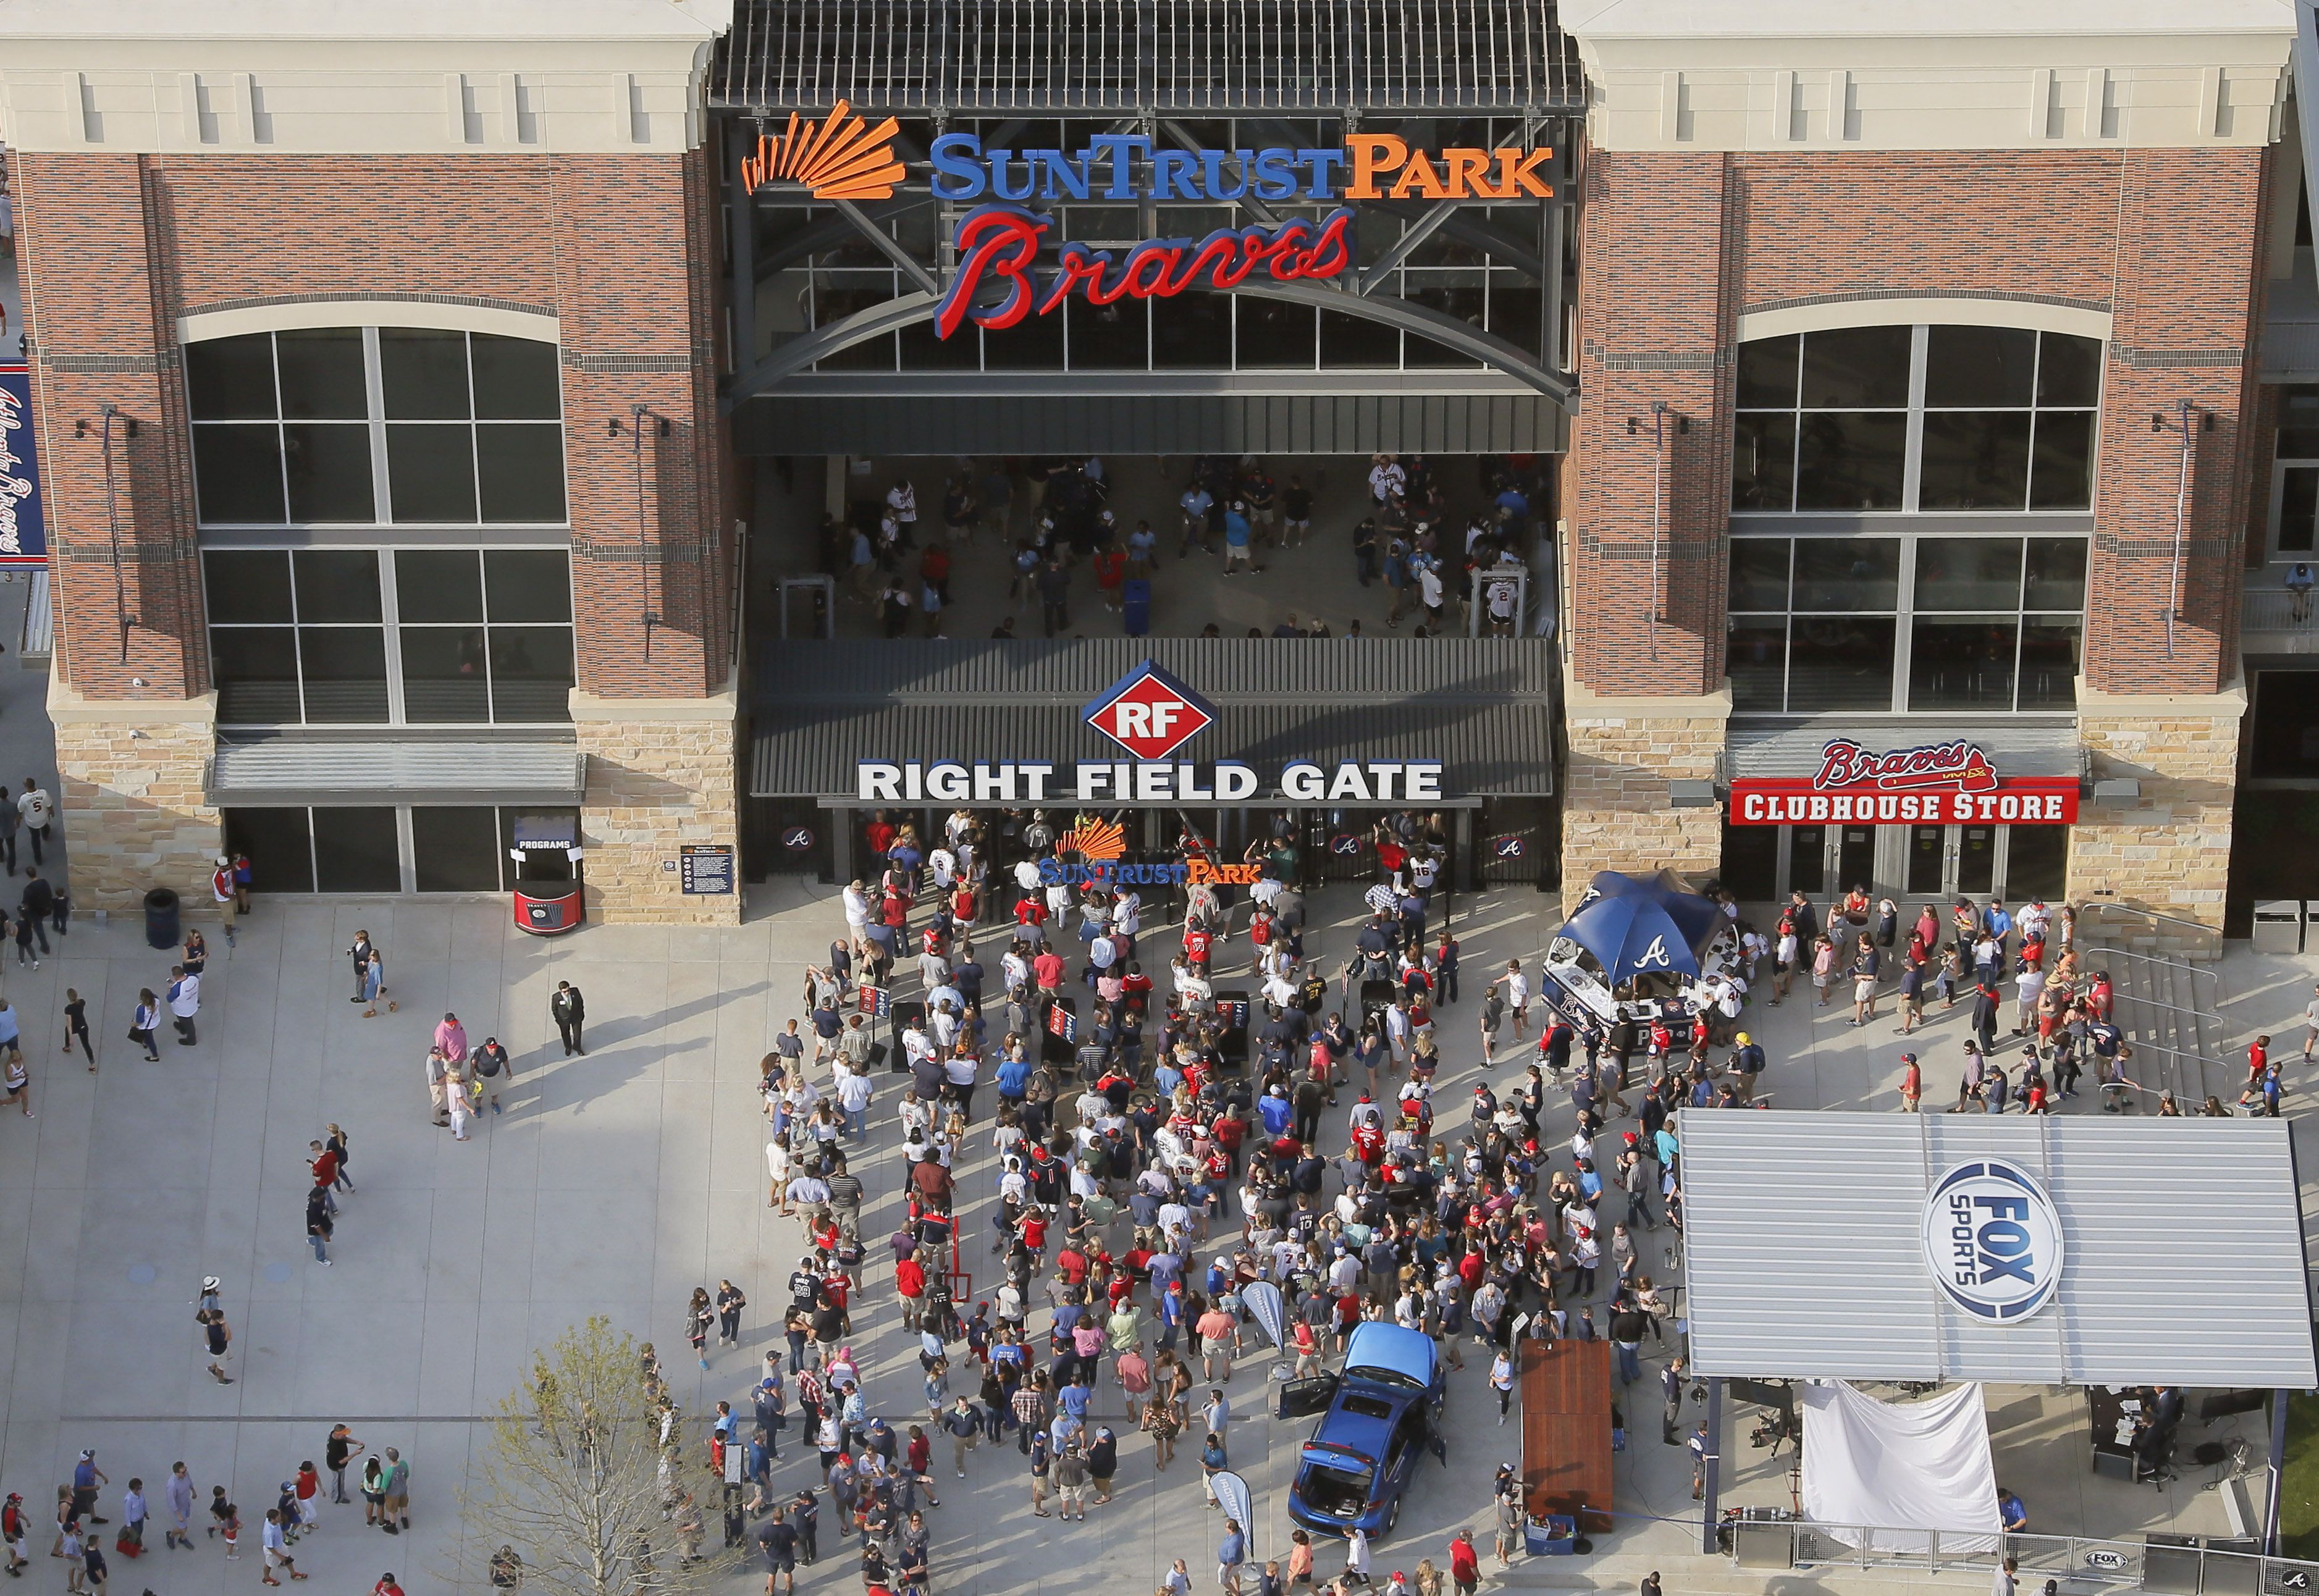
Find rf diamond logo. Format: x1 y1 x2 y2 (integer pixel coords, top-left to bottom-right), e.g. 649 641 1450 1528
1083 660 1217 762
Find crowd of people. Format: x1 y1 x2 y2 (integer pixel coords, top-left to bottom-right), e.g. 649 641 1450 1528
817 453 1546 641
722 800 1706 1596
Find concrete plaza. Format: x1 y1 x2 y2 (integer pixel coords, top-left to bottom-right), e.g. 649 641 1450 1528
0 868 2307 1596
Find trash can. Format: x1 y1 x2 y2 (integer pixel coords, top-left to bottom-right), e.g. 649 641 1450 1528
143 886 180 950
1122 577 1151 637
2252 901 2302 955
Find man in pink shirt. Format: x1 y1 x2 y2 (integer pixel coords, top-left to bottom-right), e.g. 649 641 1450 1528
1194 1303 1237 1381
434 1012 468 1065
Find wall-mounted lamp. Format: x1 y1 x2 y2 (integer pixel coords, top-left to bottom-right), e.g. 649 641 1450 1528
609 413 670 438
74 414 136 439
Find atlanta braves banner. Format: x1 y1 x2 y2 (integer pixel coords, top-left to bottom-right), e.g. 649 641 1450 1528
1729 739 2077 825
0 366 48 568
1046 1004 1077 1043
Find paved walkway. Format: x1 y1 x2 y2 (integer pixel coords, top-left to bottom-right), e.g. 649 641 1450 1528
0 860 2305 1596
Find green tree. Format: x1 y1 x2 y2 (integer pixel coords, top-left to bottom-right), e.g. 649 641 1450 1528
458 1316 729 1596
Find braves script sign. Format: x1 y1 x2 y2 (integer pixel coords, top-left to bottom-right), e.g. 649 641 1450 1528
1730 739 2078 825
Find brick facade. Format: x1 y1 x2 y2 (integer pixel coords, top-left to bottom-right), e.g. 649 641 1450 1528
1564 146 2268 918
7 142 743 919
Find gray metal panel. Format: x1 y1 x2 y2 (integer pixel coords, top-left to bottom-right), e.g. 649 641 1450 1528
710 0 1584 112
751 637 1555 799
18 571 51 667
733 391 1564 458
1727 720 2082 780
209 740 587 808
1678 1114 2317 1388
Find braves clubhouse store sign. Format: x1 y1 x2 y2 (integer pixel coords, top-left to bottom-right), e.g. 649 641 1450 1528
854 660 1442 806
1730 739 2079 825
741 106 1552 341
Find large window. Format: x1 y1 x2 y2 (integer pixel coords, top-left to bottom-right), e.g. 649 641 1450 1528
187 328 566 526
1733 326 2101 513
1726 535 2086 713
205 548 574 726
224 805 577 893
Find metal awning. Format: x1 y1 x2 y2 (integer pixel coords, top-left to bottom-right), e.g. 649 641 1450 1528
710 0 1584 112
1678 1113 2317 1387
1727 720 2081 781
752 637 1555 802
734 390 1566 457
208 740 586 808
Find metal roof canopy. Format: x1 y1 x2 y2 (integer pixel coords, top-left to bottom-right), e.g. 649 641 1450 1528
1678 1112 2317 1388
208 739 587 808
711 0 1583 113
751 636 1555 802
1725 719 2082 781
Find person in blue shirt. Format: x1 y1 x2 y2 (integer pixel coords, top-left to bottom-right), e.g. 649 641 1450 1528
1258 1085 1294 1140
995 1054 1032 1106
1986 898 2015 956
1221 502 1256 574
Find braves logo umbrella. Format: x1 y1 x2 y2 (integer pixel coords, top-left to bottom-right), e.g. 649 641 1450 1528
1554 870 1726 984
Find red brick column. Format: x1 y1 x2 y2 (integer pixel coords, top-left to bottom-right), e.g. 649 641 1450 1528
11 150 207 699
1565 149 1733 697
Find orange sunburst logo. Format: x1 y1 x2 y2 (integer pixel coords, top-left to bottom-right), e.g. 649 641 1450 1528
1058 819 1127 863
741 101 905 201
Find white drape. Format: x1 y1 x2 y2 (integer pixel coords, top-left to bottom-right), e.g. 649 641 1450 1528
1797 1380 2000 1554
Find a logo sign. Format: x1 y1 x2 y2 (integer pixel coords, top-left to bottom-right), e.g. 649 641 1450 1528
1814 739 1998 796
678 843 735 896
856 983 890 1018
1056 818 1127 863
936 205 1355 339
0 366 49 568
922 131 1549 339
1631 935 1672 970
1732 739 2077 826
740 103 904 200
780 826 817 853
1046 1004 1078 1043
1920 1159 2065 1324
1083 659 1217 762
1329 834 1363 857
1491 835 1527 860
2084 1550 2129 1571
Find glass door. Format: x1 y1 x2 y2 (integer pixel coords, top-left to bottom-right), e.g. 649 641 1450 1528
1958 825 1997 897
1785 825 1829 901
2000 825 2068 902
1905 825 1949 899
1836 826 1877 903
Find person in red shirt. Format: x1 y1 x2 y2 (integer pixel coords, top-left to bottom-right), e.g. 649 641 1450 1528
1032 948 1066 993
951 883 977 925
896 1253 927 1330
1092 541 1127 611
1015 896 1050 934
1376 836 1407 880
1183 922 1213 970
880 892 908 931
2249 1035 2272 1089
1449 1530 1481 1591
865 815 897 857
1020 1209 1049 1256
1349 1119 1385 1167
1121 964 1155 1004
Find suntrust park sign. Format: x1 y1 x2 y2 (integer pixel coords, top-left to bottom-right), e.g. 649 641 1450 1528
854 658 1442 805
742 109 1552 343
1729 739 2079 826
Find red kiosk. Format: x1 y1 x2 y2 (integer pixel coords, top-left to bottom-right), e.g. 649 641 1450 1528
510 814 584 935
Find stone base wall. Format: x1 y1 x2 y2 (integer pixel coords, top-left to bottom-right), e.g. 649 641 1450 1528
571 691 742 926
1560 681 1731 915
49 684 222 915
2072 684 2247 933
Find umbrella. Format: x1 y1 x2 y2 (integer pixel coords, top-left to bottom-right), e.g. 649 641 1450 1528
1555 870 1725 985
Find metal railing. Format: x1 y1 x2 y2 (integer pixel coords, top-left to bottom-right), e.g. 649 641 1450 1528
2078 898 2224 964
2078 941 2231 1106
1752 1523 2310 1588
2242 587 2319 633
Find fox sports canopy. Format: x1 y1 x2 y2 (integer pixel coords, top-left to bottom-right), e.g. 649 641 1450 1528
1677 1114 2316 1388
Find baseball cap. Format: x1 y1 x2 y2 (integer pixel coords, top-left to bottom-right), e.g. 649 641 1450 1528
1901 1052 1917 1063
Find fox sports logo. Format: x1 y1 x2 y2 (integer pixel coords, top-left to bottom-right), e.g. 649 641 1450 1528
1919 1160 2065 1322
